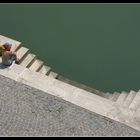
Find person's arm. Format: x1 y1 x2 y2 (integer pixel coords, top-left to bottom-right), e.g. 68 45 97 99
9 51 14 56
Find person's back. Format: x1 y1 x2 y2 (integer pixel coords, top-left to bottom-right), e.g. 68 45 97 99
2 50 13 66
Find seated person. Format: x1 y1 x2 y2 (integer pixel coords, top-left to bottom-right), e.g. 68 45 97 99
2 43 19 66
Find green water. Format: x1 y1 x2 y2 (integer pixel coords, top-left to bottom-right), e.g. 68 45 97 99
0 4 140 93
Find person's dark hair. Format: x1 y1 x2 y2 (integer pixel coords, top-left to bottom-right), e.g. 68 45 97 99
3 43 12 50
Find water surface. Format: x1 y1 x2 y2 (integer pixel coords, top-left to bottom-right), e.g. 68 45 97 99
0 4 140 93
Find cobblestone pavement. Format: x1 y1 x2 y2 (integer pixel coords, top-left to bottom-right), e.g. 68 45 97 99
0 75 140 136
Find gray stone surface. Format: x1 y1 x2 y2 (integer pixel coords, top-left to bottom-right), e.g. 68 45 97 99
0 75 140 136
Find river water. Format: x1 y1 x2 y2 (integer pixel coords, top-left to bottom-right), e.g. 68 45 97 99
0 3 140 93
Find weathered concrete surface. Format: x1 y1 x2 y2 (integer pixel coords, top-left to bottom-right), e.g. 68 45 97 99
0 75 140 136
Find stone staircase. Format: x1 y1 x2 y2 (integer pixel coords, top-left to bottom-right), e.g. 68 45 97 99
1 35 140 111
16 46 58 78
1 35 140 112
104 90 139 111
0 35 58 79
106 90 140 128
1 35 140 132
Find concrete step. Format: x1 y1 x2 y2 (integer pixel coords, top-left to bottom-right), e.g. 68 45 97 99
104 92 113 99
116 91 128 105
28 59 44 72
109 92 120 101
12 45 21 52
123 90 136 107
38 65 51 75
16 46 29 63
129 90 140 111
20 53 36 68
49 71 58 79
